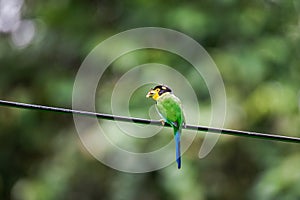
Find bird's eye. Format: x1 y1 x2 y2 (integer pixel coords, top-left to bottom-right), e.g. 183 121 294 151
156 88 160 92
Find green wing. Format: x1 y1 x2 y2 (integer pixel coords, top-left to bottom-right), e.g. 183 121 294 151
156 93 184 128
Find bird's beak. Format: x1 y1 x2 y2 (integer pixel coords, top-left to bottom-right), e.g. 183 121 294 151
146 89 155 98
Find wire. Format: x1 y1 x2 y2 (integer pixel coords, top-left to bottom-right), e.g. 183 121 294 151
0 99 299 144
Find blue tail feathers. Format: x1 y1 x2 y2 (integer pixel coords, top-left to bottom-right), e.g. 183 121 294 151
175 130 181 169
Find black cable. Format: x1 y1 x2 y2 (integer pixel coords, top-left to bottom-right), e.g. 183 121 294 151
0 99 299 144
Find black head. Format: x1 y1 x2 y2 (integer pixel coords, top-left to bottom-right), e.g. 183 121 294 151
153 85 172 96
146 85 173 100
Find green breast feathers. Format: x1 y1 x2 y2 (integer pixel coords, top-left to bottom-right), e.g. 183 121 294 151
156 93 185 129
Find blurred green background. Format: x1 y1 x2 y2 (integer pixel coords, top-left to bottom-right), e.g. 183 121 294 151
1 0 300 199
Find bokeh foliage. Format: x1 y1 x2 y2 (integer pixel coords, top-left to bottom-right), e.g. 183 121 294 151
1 0 300 199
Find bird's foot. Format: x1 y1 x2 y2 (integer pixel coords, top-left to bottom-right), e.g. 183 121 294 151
160 119 166 126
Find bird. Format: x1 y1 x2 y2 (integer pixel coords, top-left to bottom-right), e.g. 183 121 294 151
146 85 185 169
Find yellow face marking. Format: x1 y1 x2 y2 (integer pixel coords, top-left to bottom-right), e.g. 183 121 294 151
150 88 159 100
146 88 161 101
152 90 160 100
